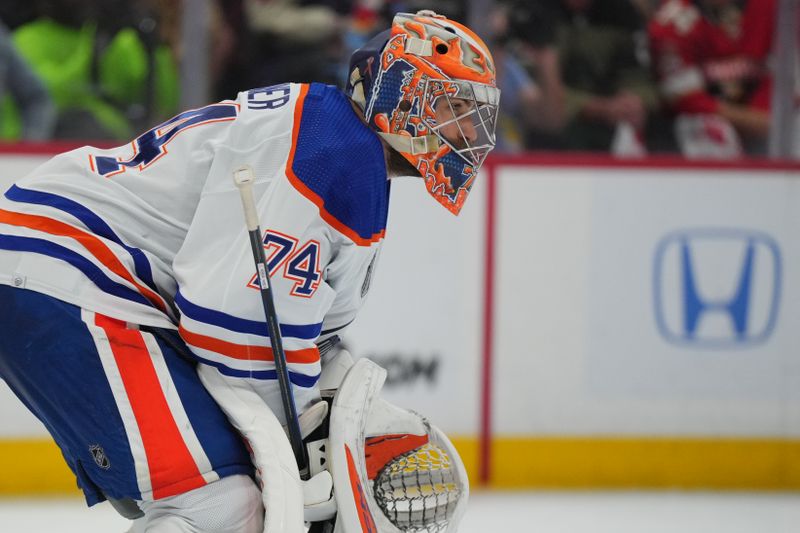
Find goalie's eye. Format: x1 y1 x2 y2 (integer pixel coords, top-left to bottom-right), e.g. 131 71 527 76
431 97 479 150
449 99 473 115
433 97 474 120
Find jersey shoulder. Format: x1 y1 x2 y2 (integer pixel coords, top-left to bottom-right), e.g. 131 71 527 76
288 83 389 246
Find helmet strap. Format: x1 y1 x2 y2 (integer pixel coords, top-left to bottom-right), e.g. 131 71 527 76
377 132 440 155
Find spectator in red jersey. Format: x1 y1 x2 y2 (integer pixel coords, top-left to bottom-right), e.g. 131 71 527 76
648 0 776 157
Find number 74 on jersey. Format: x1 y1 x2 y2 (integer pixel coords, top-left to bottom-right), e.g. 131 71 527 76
246 229 321 299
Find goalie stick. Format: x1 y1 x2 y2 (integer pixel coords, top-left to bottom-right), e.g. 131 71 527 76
232 165 309 478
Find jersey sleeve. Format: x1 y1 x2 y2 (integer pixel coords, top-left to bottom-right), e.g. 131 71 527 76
172 83 389 417
320 241 382 340
283 83 390 342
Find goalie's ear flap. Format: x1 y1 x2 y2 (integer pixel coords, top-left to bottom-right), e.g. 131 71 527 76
327 358 469 533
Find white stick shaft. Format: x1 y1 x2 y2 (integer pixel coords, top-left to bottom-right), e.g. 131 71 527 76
233 165 260 231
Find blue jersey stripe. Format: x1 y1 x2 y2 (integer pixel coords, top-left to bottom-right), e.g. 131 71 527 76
191 354 320 388
0 234 152 307
5 185 156 290
175 289 322 340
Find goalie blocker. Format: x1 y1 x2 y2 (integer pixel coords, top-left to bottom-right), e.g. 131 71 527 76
308 352 469 533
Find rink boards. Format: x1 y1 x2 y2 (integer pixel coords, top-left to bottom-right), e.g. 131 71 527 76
0 148 799 493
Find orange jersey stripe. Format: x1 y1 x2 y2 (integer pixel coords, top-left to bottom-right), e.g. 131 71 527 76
0 209 167 313
179 323 320 365
96 315 206 499
285 84 386 247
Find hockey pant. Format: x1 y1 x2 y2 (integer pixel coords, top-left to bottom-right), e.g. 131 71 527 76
0 285 254 508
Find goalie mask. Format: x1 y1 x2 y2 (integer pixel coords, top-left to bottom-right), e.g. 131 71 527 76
324 358 468 533
347 11 500 215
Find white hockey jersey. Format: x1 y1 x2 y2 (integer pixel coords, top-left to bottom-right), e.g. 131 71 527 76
0 83 390 414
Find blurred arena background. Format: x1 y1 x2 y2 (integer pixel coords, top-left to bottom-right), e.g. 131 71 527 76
0 0 799 530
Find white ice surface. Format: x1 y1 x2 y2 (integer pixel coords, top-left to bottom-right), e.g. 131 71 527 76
1 490 799 532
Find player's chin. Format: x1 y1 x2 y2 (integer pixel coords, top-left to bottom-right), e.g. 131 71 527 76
386 147 420 178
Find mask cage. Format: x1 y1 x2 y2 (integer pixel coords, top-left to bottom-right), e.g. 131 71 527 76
420 78 499 169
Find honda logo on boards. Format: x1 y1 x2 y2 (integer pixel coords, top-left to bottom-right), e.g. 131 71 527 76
653 228 781 348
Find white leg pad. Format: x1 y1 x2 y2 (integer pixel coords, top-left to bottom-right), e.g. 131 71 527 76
197 366 305 533
133 474 263 533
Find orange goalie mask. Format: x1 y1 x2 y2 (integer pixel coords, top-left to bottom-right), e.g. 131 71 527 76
347 11 500 215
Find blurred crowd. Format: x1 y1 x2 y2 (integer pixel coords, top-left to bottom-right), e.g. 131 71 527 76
492 0 783 157
0 0 795 159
